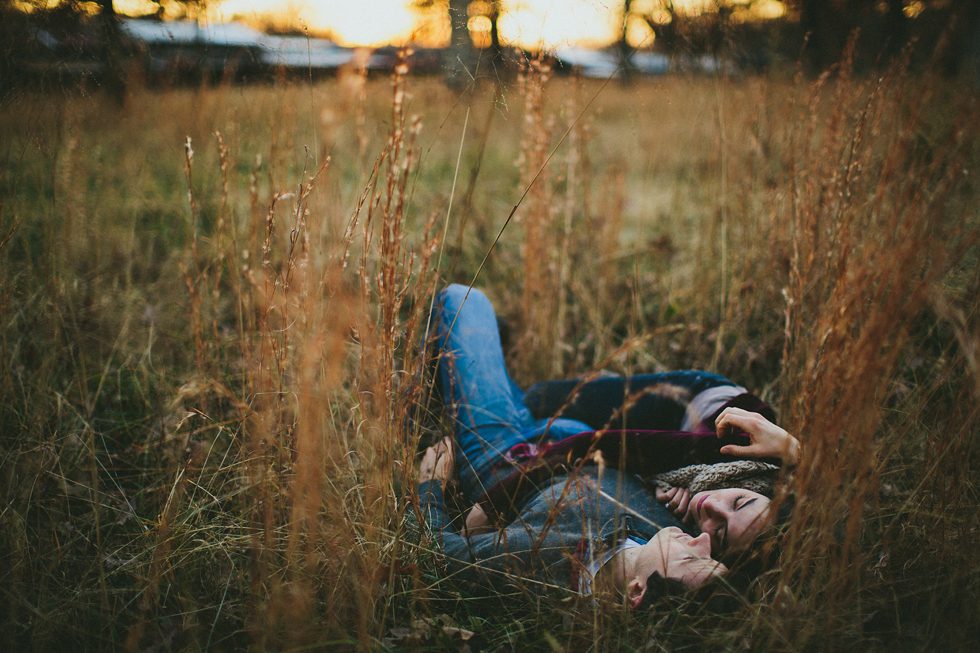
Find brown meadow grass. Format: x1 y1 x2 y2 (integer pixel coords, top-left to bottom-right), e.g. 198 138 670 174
0 59 977 651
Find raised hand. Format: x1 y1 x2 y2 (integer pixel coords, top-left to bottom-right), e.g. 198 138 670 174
715 407 801 466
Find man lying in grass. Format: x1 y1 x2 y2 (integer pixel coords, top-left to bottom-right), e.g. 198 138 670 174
418 284 800 601
419 436 726 605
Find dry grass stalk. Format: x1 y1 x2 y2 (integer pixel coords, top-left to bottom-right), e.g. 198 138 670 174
515 56 559 380
770 56 976 647
555 81 589 374
297 50 441 646
181 136 207 372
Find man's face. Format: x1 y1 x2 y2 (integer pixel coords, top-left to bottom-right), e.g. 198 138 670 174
685 488 771 556
637 527 728 590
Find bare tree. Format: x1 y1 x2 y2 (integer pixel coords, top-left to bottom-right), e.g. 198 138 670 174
97 0 211 102
641 1 680 55
446 0 474 88
486 0 503 69
97 0 126 104
417 0 508 87
619 0 636 82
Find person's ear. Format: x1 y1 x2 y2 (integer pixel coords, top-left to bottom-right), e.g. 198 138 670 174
627 578 646 609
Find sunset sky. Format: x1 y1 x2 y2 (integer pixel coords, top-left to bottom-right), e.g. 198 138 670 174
108 0 787 48
211 0 635 47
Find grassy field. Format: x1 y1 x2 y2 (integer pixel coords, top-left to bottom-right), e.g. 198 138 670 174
1 61 978 651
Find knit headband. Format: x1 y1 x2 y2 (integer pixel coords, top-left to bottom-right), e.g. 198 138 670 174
651 460 780 497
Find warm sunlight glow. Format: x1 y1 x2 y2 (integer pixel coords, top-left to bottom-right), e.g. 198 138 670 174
114 0 160 15
49 0 790 48
113 0 208 19
749 0 786 20
307 1 418 45
645 0 716 17
903 1 926 19
215 0 420 46
626 15 656 48
500 0 619 49
468 15 493 49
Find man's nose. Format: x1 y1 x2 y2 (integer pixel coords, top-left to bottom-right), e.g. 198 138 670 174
691 531 712 556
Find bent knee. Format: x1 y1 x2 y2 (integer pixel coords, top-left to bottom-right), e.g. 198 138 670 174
437 284 487 311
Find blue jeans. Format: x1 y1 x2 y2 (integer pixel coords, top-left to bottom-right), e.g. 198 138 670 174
433 284 591 503
433 284 740 503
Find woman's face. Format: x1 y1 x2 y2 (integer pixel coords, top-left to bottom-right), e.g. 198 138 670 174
686 488 771 555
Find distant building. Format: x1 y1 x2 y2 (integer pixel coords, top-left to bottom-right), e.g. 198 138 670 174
553 47 730 78
554 48 669 78
119 18 261 80
366 47 444 75
118 18 355 81
260 35 355 71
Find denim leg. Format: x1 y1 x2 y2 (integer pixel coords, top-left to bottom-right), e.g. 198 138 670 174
523 371 738 430
433 284 537 502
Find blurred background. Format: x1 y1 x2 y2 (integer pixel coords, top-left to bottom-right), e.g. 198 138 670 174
2 1 979 93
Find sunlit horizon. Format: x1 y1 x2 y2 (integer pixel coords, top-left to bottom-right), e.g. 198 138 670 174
62 0 787 49
211 0 629 48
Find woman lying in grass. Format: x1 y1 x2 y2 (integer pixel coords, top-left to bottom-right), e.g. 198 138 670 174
517 356 801 559
418 284 800 602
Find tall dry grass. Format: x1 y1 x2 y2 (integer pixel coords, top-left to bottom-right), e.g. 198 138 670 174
0 54 977 651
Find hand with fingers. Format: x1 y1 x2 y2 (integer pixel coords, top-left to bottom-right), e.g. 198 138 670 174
419 436 456 486
656 485 693 521
715 407 801 466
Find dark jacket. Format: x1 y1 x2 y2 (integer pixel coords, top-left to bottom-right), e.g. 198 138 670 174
419 466 685 593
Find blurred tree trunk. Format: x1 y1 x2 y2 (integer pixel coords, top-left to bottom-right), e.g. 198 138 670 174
488 0 503 68
800 0 834 71
619 0 635 82
445 0 474 90
0 0 16 93
641 2 679 58
98 0 126 105
882 0 907 58
969 2 980 86
711 3 732 61
951 0 980 85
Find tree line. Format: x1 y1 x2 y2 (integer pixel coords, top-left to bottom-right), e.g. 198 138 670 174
3 0 979 95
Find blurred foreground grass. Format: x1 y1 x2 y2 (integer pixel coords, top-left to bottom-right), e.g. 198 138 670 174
1 67 978 651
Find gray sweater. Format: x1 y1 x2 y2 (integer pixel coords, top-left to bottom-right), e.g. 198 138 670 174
419 466 686 594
